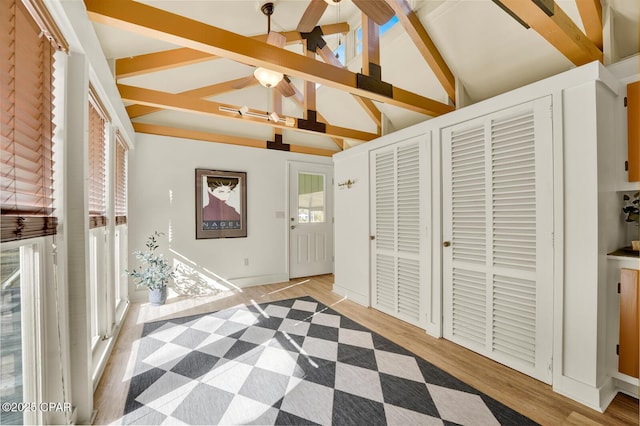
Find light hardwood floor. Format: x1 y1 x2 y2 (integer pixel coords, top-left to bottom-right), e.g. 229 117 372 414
94 275 639 425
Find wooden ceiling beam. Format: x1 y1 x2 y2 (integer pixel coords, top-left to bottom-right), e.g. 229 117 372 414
133 122 336 157
295 47 343 150
118 84 379 142
85 0 453 117
117 48 209 79
362 15 380 76
384 0 456 103
289 145 336 157
116 23 349 79
135 122 266 148
126 76 259 118
360 15 383 132
304 46 317 114
575 0 603 50
315 39 382 133
271 90 284 145
497 0 602 65
128 73 344 149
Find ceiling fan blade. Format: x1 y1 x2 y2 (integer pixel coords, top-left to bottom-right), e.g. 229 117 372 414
352 0 395 26
232 75 256 89
275 76 296 98
297 0 328 33
266 31 286 48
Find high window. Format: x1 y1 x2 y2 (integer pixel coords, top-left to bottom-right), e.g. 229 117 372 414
354 16 399 58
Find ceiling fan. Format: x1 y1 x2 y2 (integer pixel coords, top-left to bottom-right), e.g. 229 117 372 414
297 0 395 33
233 2 298 99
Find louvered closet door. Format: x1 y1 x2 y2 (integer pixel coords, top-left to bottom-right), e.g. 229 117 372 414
442 97 554 383
370 136 428 328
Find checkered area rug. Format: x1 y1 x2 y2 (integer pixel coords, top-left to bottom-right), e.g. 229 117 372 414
123 296 536 425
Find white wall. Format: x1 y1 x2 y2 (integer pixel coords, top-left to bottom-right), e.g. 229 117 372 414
333 149 370 305
128 133 332 300
557 80 623 408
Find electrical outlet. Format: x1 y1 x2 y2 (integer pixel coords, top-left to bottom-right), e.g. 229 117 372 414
244 258 249 266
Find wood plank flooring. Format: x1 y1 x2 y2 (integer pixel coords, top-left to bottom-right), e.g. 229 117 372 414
93 275 639 425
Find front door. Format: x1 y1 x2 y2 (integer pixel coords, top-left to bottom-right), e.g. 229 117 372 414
289 162 333 279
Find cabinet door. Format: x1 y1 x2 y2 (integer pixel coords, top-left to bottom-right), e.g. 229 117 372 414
619 268 639 378
370 135 429 328
627 81 640 182
442 97 554 384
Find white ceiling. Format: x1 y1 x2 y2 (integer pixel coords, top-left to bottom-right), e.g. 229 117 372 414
91 0 640 152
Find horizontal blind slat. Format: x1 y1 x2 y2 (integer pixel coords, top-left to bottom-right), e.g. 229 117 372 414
1 0 57 243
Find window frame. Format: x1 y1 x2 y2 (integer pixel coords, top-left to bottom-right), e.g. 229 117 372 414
1 238 47 426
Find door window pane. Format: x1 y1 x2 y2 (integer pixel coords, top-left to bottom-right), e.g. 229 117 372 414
298 173 325 223
1 248 23 425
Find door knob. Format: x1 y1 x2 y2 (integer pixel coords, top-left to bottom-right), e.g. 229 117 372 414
443 241 451 247
291 225 296 230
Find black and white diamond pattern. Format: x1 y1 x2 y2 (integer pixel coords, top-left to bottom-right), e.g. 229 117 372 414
124 296 536 425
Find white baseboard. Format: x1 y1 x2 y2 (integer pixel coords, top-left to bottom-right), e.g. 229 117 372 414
553 375 620 413
425 323 442 338
229 272 290 288
613 375 640 399
129 273 290 303
598 377 619 412
333 284 369 307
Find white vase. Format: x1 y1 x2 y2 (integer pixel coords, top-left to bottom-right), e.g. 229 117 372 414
148 287 167 305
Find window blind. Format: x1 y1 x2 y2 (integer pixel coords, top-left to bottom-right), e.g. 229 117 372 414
0 0 66 243
88 95 107 228
114 134 127 225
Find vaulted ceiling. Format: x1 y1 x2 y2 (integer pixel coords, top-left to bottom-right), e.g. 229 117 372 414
86 0 639 156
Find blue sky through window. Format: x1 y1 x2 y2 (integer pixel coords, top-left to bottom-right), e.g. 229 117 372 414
332 15 399 67
335 43 345 65
380 15 399 34
356 15 399 57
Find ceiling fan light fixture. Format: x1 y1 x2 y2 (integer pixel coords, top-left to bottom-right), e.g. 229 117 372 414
324 0 342 4
254 67 283 88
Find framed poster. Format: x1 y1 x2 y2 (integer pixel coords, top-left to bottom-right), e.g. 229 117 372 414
195 169 247 239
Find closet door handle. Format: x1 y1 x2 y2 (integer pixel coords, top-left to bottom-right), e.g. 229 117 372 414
443 241 451 247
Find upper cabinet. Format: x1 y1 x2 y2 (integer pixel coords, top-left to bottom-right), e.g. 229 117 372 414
627 81 639 182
